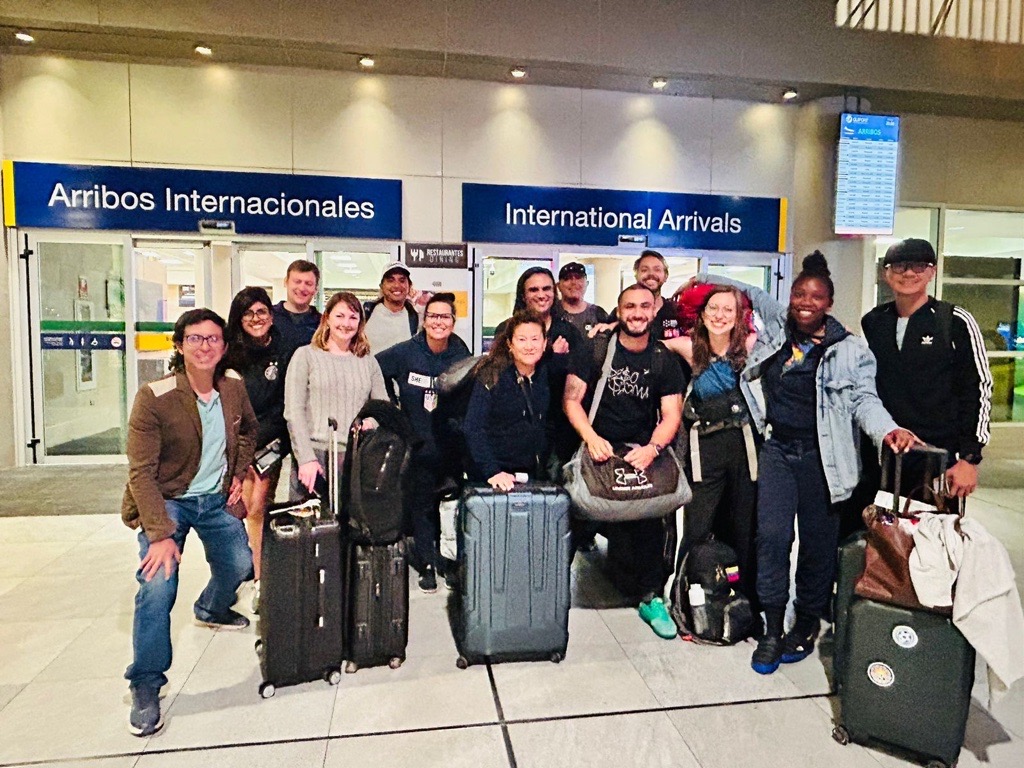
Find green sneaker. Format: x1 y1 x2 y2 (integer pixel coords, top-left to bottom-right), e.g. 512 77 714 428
638 597 677 639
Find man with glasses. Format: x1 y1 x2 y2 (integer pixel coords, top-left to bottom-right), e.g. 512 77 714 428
376 293 471 592
861 238 993 498
122 308 259 737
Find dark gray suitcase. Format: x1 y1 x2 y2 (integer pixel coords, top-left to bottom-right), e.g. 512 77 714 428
453 483 572 667
344 540 409 673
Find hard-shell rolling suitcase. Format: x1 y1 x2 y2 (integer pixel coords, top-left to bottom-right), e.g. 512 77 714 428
344 539 409 673
831 447 975 768
453 483 572 668
256 420 345 698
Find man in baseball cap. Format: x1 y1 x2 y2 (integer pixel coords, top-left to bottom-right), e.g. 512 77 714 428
364 262 420 353
556 261 609 336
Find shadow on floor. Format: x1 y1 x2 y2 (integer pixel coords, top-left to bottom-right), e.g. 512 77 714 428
0 464 128 517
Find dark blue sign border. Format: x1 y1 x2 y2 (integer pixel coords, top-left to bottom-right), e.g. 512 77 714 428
4 161 402 239
462 183 785 252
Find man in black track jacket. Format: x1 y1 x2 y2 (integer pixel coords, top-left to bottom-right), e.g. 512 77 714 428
861 238 993 498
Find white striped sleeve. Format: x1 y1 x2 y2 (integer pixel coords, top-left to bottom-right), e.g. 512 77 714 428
953 306 993 445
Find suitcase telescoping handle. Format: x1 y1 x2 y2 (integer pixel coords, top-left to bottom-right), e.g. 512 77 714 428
327 417 340 521
880 443 962 517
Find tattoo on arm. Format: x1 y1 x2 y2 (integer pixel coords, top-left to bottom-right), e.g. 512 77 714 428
564 375 587 403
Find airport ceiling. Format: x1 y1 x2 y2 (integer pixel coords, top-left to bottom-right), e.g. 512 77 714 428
0 21 1021 122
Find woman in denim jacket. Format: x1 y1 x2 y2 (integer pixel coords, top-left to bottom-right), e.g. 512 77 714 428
692 252 916 675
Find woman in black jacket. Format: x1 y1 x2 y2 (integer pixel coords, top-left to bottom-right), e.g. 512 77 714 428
225 287 293 609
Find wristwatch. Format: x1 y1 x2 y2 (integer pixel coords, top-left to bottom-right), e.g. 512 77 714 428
649 442 665 455
959 453 983 466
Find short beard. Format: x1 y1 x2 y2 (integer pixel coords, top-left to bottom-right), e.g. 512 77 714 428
620 322 650 338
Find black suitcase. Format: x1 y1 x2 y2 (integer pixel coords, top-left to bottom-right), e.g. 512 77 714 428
831 447 975 768
453 484 572 668
344 539 409 673
256 420 345 697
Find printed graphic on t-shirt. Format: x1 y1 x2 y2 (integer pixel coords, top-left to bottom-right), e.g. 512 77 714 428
607 365 651 400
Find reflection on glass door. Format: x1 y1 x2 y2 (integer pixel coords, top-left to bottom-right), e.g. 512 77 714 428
481 256 553 349
316 249 393 305
36 241 127 458
133 243 208 388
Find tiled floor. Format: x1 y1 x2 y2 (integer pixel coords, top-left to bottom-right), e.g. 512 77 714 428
0 482 1020 768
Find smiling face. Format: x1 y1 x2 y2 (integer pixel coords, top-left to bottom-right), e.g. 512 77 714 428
788 276 833 334
177 319 226 375
558 273 587 303
326 300 362 351
423 299 455 345
508 321 547 371
380 271 411 308
702 291 739 336
635 255 668 296
883 262 935 301
285 269 318 312
241 301 273 342
522 273 556 316
618 287 656 338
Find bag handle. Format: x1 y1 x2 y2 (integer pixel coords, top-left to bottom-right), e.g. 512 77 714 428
587 335 619 423
883 443 962 519
328 417 340 521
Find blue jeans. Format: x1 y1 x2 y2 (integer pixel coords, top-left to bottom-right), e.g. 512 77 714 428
755 438 838 620
125 493 253 690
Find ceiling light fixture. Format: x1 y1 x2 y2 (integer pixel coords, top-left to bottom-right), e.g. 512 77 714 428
15 31 34 43
194 44 213 57
510 66 528 79
358 55 375 69
651 77 668 90
782 89 799 101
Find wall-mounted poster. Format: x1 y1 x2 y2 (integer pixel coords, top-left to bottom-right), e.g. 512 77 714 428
74 299 97 391
77 276 89 299
179 284 196 308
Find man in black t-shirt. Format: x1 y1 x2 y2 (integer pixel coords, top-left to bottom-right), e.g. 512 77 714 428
564 284 685 640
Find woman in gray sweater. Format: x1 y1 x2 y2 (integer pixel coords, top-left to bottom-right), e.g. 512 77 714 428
285 291 387 496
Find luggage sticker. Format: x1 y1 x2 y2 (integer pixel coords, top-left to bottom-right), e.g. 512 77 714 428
867 662 895 688
891 625 918 649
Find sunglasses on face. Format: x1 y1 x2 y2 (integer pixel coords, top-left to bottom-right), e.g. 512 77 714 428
887 262 933 275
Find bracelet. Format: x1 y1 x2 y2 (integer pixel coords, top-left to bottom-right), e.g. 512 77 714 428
649 442 663 455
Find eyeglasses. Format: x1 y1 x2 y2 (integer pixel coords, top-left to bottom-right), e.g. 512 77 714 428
424 312 455 322
887 262 933 275
242 308 270 321
183 334 225 348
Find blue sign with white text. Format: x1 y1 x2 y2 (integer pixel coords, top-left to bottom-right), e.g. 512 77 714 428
462 183 786 252
3 162 402 239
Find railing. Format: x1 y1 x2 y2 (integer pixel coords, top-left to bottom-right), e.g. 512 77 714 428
835 0 1024 43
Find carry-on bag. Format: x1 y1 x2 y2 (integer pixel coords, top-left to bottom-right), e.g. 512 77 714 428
453 483 572 667
669 538 755 645
343 539 409 673
256 421 345 698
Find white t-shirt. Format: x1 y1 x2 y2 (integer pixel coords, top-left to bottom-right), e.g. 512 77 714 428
896 316 909 350
365 304 414 354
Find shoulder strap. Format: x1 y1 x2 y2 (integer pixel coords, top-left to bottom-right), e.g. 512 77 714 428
405 303 419 335
587 335 618 422
934 300 955 353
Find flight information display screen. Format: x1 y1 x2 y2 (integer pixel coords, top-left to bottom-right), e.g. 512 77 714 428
834 113 900 235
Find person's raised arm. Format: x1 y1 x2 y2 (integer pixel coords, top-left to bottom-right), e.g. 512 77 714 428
661 335 694 366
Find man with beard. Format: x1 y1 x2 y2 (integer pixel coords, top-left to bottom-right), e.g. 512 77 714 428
564 284 685 638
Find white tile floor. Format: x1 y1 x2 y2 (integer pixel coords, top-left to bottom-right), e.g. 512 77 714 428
0 490 1021 768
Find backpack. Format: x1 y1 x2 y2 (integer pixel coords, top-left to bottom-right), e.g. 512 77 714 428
341 399 416 544
669 538 755 645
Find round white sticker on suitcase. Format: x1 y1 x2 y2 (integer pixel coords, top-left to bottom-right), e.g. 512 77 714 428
867 662 895 687
891 625 918 648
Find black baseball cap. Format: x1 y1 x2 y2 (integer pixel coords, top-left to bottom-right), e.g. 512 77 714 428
558 262 587 280
883 238 937 267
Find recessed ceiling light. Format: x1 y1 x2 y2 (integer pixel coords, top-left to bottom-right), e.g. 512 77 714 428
358 55 375 69
194 44 213 57
15 31 34 44
510 66 528 79
651 77 668 90
782 89 799 101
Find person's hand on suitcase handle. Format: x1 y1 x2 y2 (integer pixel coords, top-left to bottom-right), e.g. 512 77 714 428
140 537 181 582
882 427 920 454
488 472 518 492
946 460 978 498
298 460 325 493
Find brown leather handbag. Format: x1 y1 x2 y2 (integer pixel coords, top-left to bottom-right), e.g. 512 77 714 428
853 445 959 614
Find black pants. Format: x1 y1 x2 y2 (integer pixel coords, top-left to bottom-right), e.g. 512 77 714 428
682 428 758 609
405 456 441 572
606 517 669 601
755 438 838 620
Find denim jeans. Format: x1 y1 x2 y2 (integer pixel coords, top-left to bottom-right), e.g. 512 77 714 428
125 493 254 690
755 438 838 620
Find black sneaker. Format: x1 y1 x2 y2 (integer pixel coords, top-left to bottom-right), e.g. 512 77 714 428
128 685 163 737
194 609 250 630
781 616 821 664
751 635 784 675
418 565 438 594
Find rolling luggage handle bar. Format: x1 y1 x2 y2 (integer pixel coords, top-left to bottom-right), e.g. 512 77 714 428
880 443 964 519
328 417 340 521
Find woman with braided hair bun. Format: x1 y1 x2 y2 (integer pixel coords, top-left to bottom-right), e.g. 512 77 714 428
689 251 917 675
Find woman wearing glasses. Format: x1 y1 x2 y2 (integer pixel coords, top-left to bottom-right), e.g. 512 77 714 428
284 291 387 499
376 293 472 592
224 287 292 609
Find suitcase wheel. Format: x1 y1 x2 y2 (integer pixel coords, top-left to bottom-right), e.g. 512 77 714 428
345 661 359 674
259 682 276 699
388 657 403 670
254 639 263 654
455 655 469 670
326 668 342 686
831 725 849 746
550 652 563 664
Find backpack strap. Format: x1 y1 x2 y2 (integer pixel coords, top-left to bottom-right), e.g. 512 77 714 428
587 334 618 422
405 302 419 335
933 300 955 357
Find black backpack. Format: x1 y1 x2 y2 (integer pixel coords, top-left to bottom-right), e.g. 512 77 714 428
341 399 416 544
670 538 755 645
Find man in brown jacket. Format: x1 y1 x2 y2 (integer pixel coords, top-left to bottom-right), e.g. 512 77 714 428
123 308 258 737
